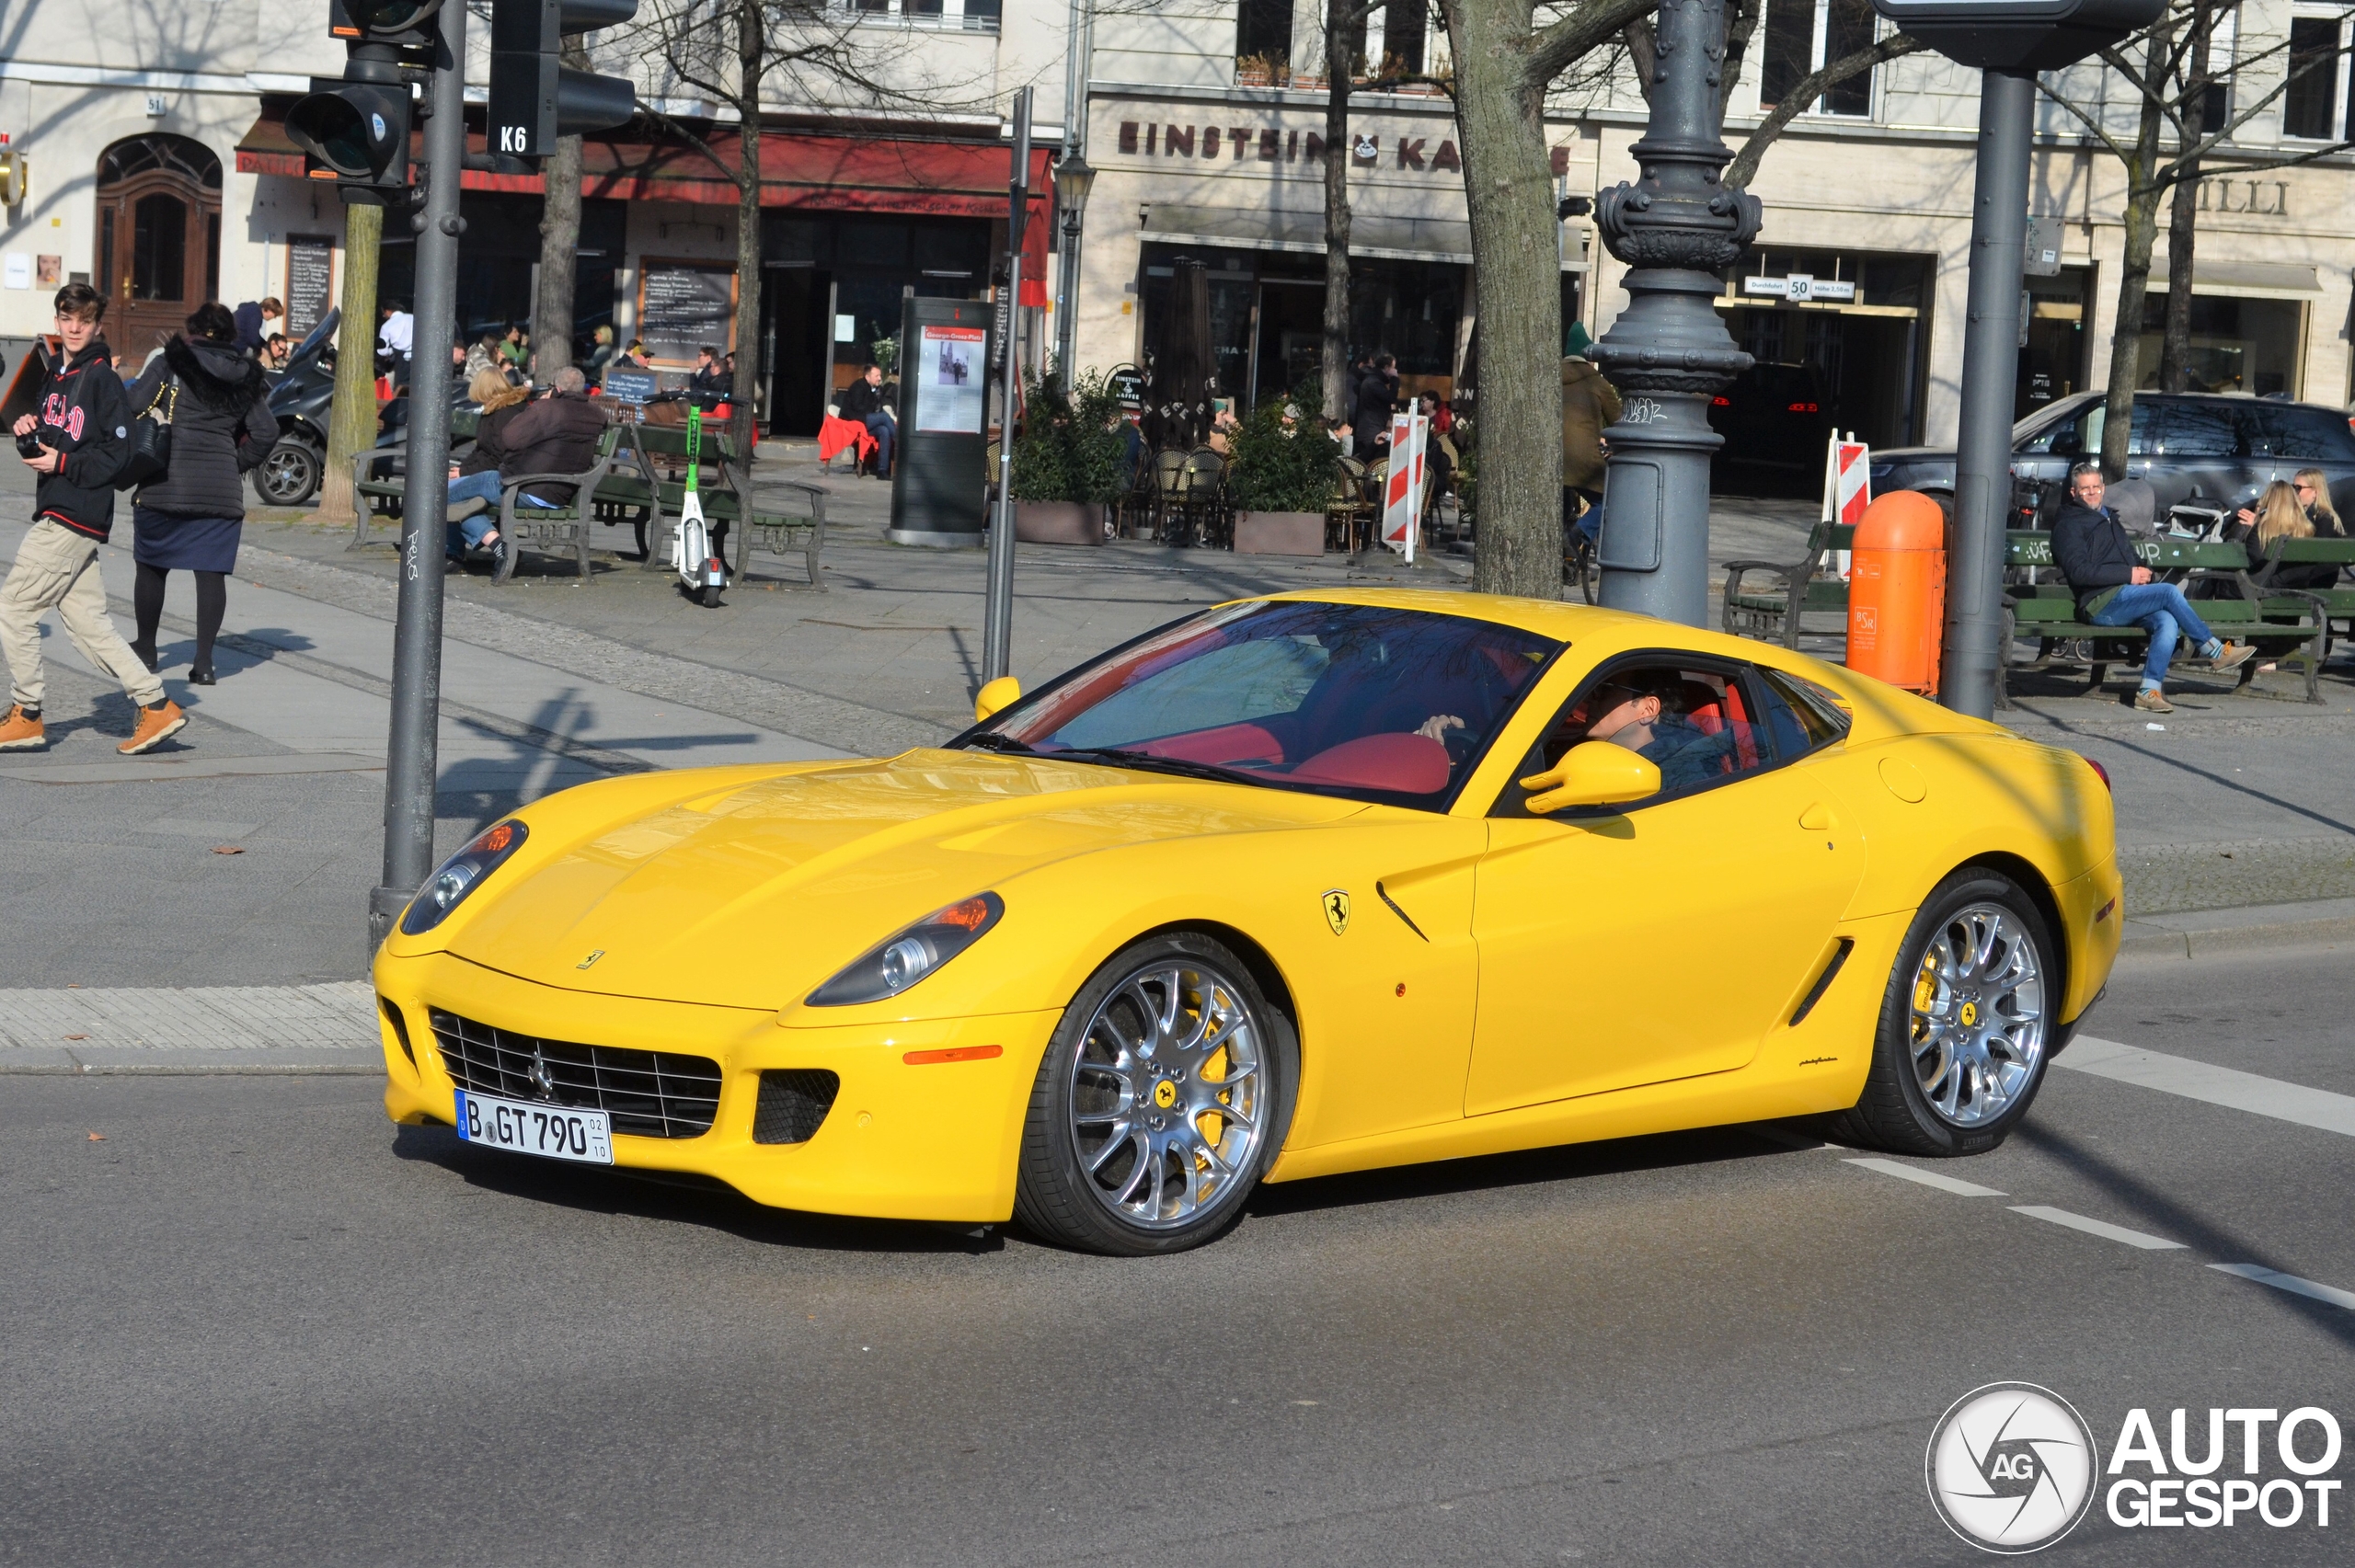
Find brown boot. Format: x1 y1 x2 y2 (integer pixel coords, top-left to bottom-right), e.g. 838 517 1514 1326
119 699 188 755
0 704 44 751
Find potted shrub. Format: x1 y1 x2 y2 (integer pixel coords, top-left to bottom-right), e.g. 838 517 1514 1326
1227 399 1339 555
1010 368 1129 544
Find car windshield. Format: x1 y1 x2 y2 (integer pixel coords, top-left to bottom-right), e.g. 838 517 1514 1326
961 601 1561 807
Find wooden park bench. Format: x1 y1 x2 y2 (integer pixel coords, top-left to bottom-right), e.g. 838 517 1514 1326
1721 522 1855 648
346 406 482 552
489 425 654 585
1998 532 2326 706
2246 534 2355 651
608 421 830 590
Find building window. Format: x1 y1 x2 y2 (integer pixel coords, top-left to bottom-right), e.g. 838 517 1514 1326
1382 2 1429 76
829 0 999 32
1236 0 1292 76
2281 15 2345 138
1759 0 1878 116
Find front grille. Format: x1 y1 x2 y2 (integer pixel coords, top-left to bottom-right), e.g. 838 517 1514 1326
428 1010 722 1139
754 1070 840 1144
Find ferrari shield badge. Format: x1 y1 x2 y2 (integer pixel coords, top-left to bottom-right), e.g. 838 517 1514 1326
1322 889 1350 935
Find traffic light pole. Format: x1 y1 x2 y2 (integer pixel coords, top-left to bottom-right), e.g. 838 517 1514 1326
1938 69 2034 721
369 2 469 948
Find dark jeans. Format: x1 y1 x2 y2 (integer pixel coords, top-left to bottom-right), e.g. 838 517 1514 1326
863 415 895 477
2089 581 2217 688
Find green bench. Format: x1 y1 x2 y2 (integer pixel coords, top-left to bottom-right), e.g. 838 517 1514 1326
608 422 830 590
1721 523 1855 648
491 425 659 584
1998 532 2326 706
346 407 482 551
2246 534 2355 649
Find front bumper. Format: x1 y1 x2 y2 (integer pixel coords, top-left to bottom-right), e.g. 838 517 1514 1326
374 950 1059 1223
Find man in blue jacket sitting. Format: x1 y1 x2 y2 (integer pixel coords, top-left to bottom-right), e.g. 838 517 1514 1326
2052 461 2252 714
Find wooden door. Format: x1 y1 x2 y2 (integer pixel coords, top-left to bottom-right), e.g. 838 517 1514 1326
95 137 222 363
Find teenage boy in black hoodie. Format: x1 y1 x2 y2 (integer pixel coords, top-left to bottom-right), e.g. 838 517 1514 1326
0 282 187 754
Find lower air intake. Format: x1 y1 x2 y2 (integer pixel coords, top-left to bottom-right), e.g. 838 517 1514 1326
754 1069 841 1145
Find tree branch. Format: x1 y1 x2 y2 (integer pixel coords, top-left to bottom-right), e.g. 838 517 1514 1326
1724 33 1925 189
1527 0 1662 90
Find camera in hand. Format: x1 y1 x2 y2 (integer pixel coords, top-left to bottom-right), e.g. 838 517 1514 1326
14 431 45 460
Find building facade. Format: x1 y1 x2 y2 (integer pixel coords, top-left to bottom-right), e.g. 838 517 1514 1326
0 0 1070 429
1066 0 2355 452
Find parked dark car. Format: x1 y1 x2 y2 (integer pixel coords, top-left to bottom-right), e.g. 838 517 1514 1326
1870 391 2355 521
1707 361 1834 489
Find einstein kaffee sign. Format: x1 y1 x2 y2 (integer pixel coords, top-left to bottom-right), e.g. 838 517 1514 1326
1115 117 1467 177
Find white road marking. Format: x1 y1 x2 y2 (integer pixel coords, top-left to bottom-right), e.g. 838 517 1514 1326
1842 1157 2007 1196
2008 1205 2187 1251
2058 1036 2355 1139
2211 1265 2355 1312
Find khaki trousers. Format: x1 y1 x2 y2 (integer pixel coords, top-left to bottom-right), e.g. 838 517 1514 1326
1 519 166 710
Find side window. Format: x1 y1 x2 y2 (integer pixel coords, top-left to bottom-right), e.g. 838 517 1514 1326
2074 401 2156 456
2238 404 2355 461
1752 668 1852 761
2154 402 2236 458
1496 661 1769 817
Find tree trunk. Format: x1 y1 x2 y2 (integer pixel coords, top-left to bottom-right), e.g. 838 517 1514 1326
1320 0 1353 423
530 39 592 376
2158 167 2198 392
2098 27 2172 481
1449 0 1562 598
731 2 764 459
2160 11 2210 394
2099 178 2162 479
316 200 384 526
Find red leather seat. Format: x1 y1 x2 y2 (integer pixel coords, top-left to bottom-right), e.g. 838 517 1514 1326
1288 733 1452 794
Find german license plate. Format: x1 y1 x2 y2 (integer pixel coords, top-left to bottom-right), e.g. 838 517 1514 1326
454 1089 613 1165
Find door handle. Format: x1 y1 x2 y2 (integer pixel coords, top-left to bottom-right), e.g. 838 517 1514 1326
1798 802 1833 832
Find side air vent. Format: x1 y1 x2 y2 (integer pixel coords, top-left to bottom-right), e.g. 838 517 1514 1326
754 1070 841 1145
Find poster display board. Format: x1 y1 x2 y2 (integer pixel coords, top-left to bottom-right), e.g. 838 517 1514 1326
284 235 335 340
915 325 987 434
636 263 737 366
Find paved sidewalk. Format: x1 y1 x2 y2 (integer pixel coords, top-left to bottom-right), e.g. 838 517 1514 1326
0 982 378 1072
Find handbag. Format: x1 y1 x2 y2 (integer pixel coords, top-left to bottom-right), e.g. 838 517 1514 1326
113 379 175 490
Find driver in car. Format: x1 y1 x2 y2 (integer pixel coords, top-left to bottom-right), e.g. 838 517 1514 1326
1570 671 1730 794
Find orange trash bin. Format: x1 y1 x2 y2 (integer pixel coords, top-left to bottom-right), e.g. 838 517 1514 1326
1846 490 1947 695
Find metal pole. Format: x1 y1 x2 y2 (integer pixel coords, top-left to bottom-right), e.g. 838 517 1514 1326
1053 1 1087 377
368 5 468 949
983 87 1031 684
1941 69 2034 720
1590 0 1758 626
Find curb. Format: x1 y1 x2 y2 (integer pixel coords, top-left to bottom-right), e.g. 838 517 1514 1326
2116 896 2355 959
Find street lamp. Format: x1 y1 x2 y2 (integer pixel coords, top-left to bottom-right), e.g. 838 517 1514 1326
1052 151 1096 381
1589 0 1761 627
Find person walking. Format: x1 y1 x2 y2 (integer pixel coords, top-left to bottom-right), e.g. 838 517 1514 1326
1561 326 1620 544
232 297 283 356
2052 460 2253 714
378 303 415 392
0 281 188 754
121 303 281 685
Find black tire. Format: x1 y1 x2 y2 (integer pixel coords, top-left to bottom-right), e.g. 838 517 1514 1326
1824 868 2057 1157
1014 933 1296 1255
254 439 323 507
699 580 723 609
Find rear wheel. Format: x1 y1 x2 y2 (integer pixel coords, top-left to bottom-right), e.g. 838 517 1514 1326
254 439 322 507
1015 934 1294 1255
698 580 723 609
1826 869 2055 1157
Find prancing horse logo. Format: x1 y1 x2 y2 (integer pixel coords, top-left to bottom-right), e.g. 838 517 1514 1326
1322 889 1350 935
577 950 604 969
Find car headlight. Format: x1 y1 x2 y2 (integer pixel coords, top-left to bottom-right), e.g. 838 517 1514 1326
398 819 529 935
807 892 1004 1007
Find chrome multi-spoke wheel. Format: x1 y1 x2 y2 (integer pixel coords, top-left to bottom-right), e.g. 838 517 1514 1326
1069 962 1265 1230
1017 935 1292 1254
1907 902 2047 1128
1829 871 2055 1157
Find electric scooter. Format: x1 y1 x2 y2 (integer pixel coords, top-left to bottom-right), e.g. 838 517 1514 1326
669 407 728 608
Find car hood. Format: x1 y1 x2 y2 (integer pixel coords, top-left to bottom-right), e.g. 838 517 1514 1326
446 749 1363 1010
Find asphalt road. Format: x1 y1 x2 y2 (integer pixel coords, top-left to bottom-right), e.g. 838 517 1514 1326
4 944 2351 1566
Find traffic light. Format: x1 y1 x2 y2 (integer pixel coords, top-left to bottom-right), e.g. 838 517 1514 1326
285 0 447 200
488 0 641 160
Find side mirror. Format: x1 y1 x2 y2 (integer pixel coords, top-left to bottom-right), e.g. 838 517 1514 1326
973 675 1022 723
1520 741 1661 815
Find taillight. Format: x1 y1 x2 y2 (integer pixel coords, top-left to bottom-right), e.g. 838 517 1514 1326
1712 395 1731 406
2085 758 2111 792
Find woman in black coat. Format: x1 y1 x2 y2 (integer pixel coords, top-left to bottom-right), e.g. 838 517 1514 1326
124 303 279 684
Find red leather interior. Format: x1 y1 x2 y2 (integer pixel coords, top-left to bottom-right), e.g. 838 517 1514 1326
1288 733 1452 794
1673 680 1760 774
1133 723 1285 766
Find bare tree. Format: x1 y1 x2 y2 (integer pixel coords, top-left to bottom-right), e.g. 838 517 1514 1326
2038 2 2355 477
531 36 595 377
317 201 383 528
